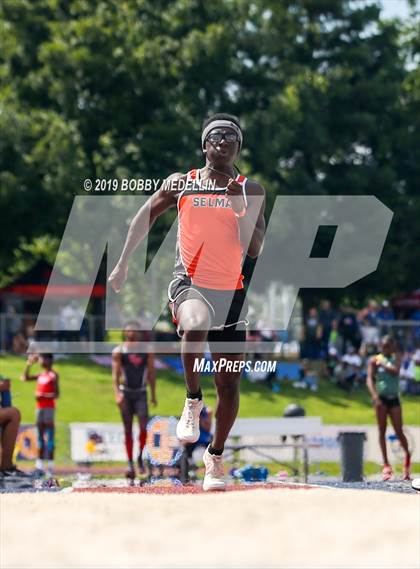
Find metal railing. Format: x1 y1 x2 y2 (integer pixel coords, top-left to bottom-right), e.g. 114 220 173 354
1 313 418 354
0 312 106 352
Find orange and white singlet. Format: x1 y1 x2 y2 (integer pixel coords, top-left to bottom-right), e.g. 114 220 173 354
174 169 248 290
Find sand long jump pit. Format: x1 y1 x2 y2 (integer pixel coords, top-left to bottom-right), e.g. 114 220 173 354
1 483 419 569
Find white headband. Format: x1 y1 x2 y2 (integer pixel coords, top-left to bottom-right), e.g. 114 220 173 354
201 119 243 151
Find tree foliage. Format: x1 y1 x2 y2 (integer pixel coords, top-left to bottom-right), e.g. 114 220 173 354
0 0 418 301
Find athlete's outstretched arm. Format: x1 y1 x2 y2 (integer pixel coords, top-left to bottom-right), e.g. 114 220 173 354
237 182 266 258
21 356 39 381
108 173 184 293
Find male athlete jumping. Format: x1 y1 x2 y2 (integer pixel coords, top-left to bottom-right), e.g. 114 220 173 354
109 113 265 490
112 322 157 479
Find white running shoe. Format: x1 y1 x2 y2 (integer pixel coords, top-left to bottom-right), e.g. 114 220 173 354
203 446 226 491
176 398 203 443
411 478 420 492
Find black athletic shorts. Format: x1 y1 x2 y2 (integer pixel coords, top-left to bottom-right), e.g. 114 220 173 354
119 390 149 420
168 275 248 353
378 395 401 409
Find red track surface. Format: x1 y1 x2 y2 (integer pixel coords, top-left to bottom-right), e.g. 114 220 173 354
73 482 317 494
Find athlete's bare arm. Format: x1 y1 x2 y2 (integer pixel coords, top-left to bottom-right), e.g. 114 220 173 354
112 350 123 404
21 358 39 381
227 179 265 258
366 357 382 406
146 353 157 406
108 172 186 293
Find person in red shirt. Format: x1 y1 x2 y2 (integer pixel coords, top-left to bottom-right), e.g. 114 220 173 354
22 354 59 477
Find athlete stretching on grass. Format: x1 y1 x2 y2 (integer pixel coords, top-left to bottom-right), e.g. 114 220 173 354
367 336 411 481
112 322 157 480
109 113 265 490
0 378 32 485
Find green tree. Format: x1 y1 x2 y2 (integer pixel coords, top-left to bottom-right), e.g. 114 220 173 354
0 0 418 307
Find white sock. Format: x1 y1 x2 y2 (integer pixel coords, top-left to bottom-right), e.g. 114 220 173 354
36 459 44 470
47 460 54 472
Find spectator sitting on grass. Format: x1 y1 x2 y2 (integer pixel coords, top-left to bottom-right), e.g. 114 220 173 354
246 355 279 391
293 359 319 392
342 345 363 389
326 346 340 380
333 346 362 393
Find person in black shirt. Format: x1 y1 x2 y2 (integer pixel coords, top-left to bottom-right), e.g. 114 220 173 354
112 322 157 480
338 305 361 353
303 307 321 359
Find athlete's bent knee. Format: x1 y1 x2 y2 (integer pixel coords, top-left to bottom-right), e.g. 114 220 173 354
7 407 21 423
180 313 210 332
178 300 211 332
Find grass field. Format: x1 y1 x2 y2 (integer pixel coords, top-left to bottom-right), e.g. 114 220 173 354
1 353 419 463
